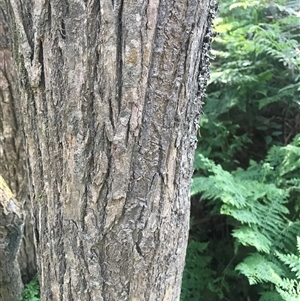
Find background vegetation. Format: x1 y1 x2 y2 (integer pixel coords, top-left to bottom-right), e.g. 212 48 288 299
181 0 300 300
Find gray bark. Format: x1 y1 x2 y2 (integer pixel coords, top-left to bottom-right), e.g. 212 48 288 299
0 176 23 301
0 2 37 286
5 0 216 300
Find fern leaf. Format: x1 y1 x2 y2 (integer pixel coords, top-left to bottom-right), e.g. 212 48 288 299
232 227 272 253
236 253 283 285
276 278 300 301
276 252 300 280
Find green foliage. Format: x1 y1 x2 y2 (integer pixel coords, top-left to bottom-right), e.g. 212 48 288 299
19 275 40 301
183 134 300 300
276 237 300 280
198 0 300 170
235 253 284 285
180 241 218 301
182 0 300 300
238 238 300 301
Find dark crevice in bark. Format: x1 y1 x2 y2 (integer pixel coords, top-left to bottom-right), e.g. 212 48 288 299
81 187 88 231
98 149 109 209
157 172 166 224
38 40 45 91
33 205 39 247
125 117 130 147
60 19 66 39
108 97 115 130
116 0 123 114
182 29 192 76
135 234 145 258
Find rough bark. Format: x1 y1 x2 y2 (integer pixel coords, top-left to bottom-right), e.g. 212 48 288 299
6 0 216 300
0 176 23 301
0 2 37 285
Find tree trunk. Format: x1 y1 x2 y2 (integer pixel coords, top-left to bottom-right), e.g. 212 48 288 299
6 0 215 299
0 1 37 286
0 176 24 301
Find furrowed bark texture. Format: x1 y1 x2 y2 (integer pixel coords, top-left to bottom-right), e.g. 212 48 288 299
0 2 36 285
6 0 214 300
0 176 23 301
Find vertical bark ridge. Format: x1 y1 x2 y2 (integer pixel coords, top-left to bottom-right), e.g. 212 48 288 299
0 0 37 286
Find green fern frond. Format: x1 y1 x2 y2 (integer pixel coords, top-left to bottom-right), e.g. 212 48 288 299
264 135 300 191
259 94 284 110
193 150 216 172
232 226 272 253
275 238 300 280
236 253 283 285
190 177 217 198
276 278 300 301
276 252 300 280
274 222 300 255
221 205 261 225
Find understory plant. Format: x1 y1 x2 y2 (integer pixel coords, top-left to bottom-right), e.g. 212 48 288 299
198 0 299 170
18 275 40 301
181 0 300 300
182 135 300 301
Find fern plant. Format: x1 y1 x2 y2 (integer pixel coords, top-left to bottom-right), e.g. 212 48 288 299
274 237 300 301
198 0 300 170
180 241 220 301
236 238 300 301
182 0 300 300
187 134 300 300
